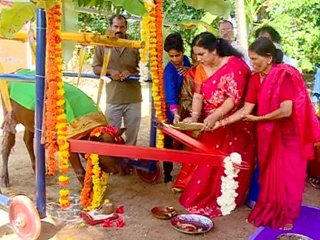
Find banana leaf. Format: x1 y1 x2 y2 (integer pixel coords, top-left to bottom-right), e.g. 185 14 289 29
0 2 36 38
61 0 79 64
171 19 218 35
108 0 147 16
183 0 231 17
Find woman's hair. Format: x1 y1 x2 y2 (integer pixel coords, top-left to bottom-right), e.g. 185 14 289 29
191 32 243 58
249 37 283 64
255 25 282 43
164 32 184 52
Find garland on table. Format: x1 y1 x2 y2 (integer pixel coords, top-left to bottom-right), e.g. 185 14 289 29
217 152 242 216
149 0 166 148
45 0 70 209
80 126 116 210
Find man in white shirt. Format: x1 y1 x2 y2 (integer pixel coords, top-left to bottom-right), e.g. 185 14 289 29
255 25 299 68
218 20 251 66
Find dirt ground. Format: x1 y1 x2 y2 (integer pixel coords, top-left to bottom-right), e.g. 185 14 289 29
0 82 320 240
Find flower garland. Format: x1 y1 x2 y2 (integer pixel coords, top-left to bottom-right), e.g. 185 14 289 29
149 0 166 148
80 153 93 207
45 0 70 209
155 0 165 118
80 126 117 209
89 153 109 210
217 152 242 216
45 4 59 176
139 1 152 82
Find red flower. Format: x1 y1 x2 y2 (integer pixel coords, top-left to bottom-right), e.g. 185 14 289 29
116 205 124 214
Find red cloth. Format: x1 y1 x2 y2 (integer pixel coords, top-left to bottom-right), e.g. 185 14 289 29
246 73 294 104
178 56 255 218
247 64 320 228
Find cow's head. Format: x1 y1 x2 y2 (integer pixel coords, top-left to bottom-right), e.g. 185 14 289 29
89 126 132 175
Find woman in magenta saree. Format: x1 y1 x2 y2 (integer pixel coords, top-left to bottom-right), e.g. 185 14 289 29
217 38 320 229
176 32 255 218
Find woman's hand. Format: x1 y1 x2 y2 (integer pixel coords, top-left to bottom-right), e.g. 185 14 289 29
173 113 180 124
177 67 190 76
212 121 223 130
243 114 262 122
202 114 217 131
182 116 197 123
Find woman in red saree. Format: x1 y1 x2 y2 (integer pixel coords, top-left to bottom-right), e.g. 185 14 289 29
176 32 255 218
216 38 320 229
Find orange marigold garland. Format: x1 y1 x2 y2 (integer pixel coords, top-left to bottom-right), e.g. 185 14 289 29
80 153 93 207
45 4 59 176
45 0 70 209
149 0 166 148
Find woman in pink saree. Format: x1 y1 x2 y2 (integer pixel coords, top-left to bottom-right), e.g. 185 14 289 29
216 38 320 229
176 32 255 218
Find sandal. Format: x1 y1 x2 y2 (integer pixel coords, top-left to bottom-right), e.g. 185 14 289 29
308 177 320 189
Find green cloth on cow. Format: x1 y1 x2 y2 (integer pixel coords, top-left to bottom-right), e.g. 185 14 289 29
8 69 101 123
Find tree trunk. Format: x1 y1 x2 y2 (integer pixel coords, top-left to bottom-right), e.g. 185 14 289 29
234 0 248 50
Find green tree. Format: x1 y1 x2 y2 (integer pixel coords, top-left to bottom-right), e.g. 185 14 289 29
261 0 320 71
163 0 205 48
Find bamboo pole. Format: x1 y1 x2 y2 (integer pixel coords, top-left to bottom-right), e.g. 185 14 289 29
0 63 13 112
0 32 144 49
96 48 111 105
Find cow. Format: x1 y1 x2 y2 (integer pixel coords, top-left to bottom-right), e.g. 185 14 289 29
0 81 131 188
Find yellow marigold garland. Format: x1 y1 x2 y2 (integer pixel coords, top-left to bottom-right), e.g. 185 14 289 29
88 153 108 210
45 0 70 209
149 0 166 148
139 1 152 81
80 126 117 209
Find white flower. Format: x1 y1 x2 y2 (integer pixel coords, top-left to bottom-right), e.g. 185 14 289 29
138 61 149 82
217 152 243 216
221 177 239 191
230 152 242 164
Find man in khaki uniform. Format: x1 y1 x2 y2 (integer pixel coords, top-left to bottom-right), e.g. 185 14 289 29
92 14 142 145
